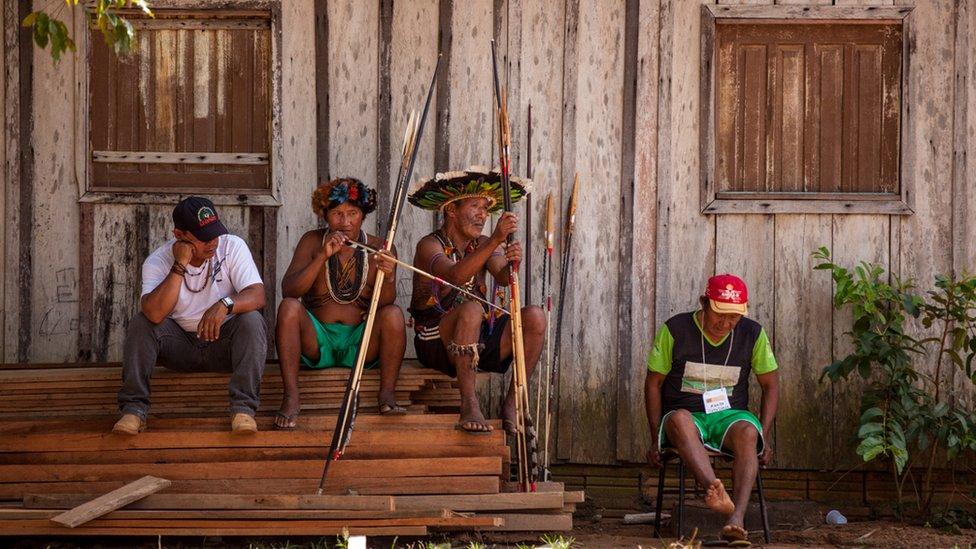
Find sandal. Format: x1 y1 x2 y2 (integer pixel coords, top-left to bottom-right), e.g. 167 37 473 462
273 411 299 430
378 402 407 416
455 420 493 436
721 524 750 546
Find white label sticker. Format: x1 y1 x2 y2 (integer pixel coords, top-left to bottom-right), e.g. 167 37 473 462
703 387 731 414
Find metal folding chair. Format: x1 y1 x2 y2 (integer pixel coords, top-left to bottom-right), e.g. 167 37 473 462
652 448 771 543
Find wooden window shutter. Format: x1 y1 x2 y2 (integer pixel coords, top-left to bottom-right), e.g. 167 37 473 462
714 21 902 196
89 10 272 193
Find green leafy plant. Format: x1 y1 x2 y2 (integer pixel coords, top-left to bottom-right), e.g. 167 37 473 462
22 0 153 61
334 527 350 549
538 534 576 549
814 247 976 514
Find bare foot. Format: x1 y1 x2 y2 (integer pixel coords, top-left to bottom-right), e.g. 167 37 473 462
500 401 517 435
457 398 492 433
704 478 735 515
274 393 301 430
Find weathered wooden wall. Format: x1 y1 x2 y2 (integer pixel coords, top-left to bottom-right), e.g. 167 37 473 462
655 0 973 471
0 0 7 364
4 0 975 472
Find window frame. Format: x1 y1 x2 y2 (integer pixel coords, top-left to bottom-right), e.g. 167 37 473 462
75 0 283 207
699 4 915 215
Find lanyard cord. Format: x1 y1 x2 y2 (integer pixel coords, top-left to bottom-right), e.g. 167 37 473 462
699 311 734 389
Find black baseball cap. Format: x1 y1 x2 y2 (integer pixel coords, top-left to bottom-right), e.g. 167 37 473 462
172 197 229 242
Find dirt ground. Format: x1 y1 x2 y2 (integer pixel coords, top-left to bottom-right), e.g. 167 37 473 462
6 519 976 548
468 518 976 548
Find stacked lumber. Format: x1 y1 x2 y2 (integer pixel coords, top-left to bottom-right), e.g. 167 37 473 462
0 362 460 418
0 362 580 537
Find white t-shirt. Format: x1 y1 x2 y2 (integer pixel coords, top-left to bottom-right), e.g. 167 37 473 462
141 235 264 332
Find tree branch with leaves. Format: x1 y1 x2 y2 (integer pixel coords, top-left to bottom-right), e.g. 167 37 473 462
22 0 153 61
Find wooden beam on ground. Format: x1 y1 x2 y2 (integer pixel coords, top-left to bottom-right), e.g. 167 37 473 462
564 490 585 503
0 413 483 434
0 456 502 483
0 430 504 453
395 492 565 511
1 476 501 498
502 480 565 492
0 443 509 465
0 521 427 536
48 475 171 528
26 493 394 511
9 509 447 520
473 512 573 532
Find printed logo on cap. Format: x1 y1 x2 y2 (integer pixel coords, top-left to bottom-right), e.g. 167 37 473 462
197 207 218 227
719 284 742 303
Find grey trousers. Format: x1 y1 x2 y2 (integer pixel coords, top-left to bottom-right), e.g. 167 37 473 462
118 311 267 420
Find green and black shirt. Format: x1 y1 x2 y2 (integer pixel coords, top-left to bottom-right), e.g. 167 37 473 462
647 311 777 413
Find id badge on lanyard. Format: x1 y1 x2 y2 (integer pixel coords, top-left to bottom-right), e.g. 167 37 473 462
697 322 734 414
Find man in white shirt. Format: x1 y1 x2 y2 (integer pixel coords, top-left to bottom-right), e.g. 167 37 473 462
113 197 267 435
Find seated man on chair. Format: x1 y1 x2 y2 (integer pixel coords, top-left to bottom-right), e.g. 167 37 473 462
645 274 779 543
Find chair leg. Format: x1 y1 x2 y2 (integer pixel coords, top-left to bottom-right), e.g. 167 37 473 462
756 468 771 544
653 459 666 538
677 459 686 540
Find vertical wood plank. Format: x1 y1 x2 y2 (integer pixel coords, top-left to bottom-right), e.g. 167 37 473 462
655 0 716 322
376 0 393 235
715 215 775 421
30 5 79 362
617 0 660 463
0 0 7 362
830 214 889 469
560 0 625 465
13 0 33 362
91 205 141 362
277 0 319 302
951 0 975 414
448 0 494 169
773 214 832 469
328 0 379 185
146 205 173 253
554 0 580 460
314 0 330 184
389 0 439 359
4 0 22 362
899 0 955 401
433 0 453 175
775 46 804 191
77 203 95 362
613 0 639 449
953 0 975 275
262 206 278 357
517 0 567 447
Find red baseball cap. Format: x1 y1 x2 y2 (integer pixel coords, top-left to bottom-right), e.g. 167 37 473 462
705 274 748 316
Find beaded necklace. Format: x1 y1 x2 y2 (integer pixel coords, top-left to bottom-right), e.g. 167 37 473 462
325 230 368 304
182 259 213 294
430 230 481 313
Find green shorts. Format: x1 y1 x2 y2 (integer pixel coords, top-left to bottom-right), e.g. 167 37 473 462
301 312 379 370
659 408 764 456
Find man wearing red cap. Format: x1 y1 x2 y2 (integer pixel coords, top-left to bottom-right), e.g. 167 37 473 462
645 274 779 543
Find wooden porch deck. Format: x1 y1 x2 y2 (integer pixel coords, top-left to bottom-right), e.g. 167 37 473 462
0 362 580 537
